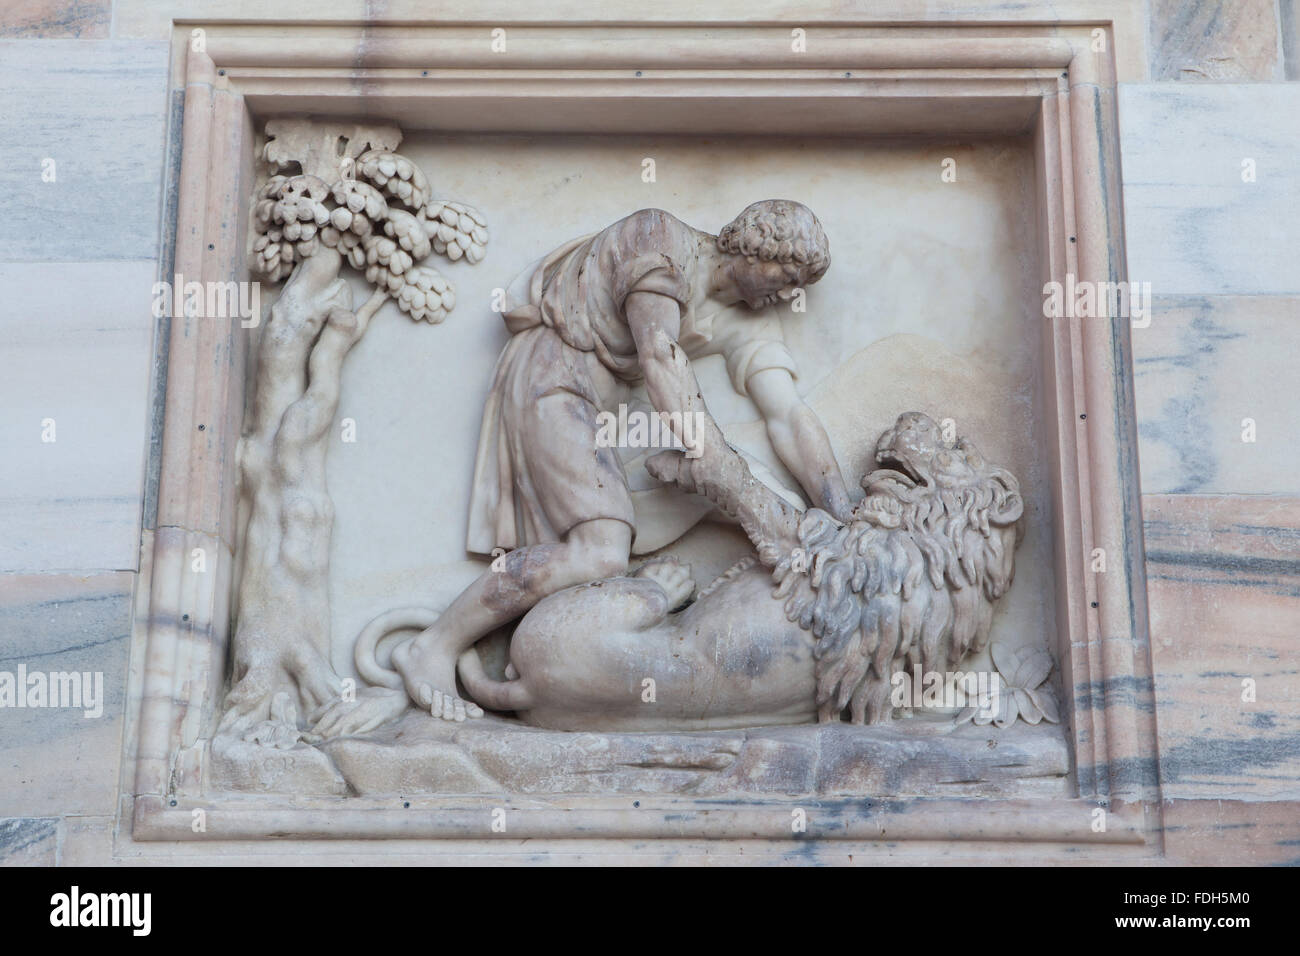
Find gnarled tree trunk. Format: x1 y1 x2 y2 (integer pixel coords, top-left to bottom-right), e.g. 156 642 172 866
219 246 387 745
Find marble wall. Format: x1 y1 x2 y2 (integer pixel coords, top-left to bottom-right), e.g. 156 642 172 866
0 32 171 866
1 0 1297 865
1122 1 1300 867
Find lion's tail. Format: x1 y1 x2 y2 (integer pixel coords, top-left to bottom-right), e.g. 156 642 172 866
456 648 533 713
354 607 443 690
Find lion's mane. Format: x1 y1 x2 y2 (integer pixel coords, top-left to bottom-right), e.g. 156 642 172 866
771 441 1025 724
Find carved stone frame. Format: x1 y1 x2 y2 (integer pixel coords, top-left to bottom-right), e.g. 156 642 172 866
131 19 1158 852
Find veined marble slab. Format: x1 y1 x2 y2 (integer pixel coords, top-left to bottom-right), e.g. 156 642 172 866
0 261 156 573
0 1 110 38
0 571 133 818
1144 495 1300 802
1132 295 1300 495
1149 0 1282 81
0 817 58 865
1119 84 1300 295
0 39 168 261
1284 0 1300 80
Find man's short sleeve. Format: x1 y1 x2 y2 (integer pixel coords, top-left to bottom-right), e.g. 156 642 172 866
703 307 799 397
725 339 799 397
613 253 691 311
610 210 694 313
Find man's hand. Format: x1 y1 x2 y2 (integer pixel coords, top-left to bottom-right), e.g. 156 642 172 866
746 367 853 522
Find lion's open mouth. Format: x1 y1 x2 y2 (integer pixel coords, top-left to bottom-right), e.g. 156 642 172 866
865 452 924 489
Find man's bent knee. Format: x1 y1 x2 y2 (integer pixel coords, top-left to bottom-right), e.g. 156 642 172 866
560 519 632 586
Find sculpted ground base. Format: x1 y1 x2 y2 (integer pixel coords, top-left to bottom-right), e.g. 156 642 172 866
210 713 1069 798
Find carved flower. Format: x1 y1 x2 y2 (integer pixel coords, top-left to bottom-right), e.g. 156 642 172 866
320 228 367 269
328 179 388 237
394 265 456 324
955 643 1060 728
355 149 431 210
252 228 294 283
272 176 331 233
251 175 332 279
384 208 432 260
362 234 413 292
420 200 488 264
253 175 288 229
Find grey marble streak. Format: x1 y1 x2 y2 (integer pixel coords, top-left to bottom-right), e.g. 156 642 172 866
1148 0 1281 81
1131 295 1300 495
1142 495 1300 800
0 40 169 261
0 817 58 865
1281 0 1300 80
0 0 110 40
1119 84 1300 296
0 572 132 818
141 87 188 534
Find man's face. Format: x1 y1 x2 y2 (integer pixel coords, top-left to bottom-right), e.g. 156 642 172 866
733 259 803 310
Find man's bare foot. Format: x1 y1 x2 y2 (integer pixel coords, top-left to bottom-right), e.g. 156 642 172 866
633 556 695 609
390 634 485 721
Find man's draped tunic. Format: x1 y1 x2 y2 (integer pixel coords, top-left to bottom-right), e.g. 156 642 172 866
466 209 799 555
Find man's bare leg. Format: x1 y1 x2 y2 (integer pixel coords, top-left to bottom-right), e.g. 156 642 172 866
390 517 633 719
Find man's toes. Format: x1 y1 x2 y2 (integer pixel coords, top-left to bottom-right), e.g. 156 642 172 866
453 698 466 722
430 689 443 716
467 702 485 719
418 683 434 708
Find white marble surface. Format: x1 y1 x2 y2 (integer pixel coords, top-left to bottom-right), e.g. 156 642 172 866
0 40 169 262
0 261 156 572
1119 84 1300 295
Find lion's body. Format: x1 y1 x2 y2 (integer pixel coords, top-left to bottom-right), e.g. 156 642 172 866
456 413 1024 731
474 562 817 731
448 412 1026 731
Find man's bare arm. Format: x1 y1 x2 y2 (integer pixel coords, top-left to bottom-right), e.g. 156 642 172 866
626 291 801 559
746 367 853 521
625 290 717 452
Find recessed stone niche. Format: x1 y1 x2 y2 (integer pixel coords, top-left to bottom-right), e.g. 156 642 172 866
131 20 1156 852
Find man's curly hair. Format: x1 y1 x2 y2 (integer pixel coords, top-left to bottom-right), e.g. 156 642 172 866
716 199 830 283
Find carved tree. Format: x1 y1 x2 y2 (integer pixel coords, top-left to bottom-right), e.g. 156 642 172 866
218 120 489 744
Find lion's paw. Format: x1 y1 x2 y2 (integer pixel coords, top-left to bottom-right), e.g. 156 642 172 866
633 556 695 609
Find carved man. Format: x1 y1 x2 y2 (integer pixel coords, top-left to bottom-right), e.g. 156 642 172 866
360 201 851 724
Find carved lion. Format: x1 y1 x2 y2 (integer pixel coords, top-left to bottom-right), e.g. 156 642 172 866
455 412 1025 732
